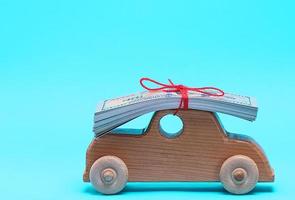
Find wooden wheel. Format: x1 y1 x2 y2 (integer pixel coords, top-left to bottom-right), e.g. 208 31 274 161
219 155 259 194
90 156 128 194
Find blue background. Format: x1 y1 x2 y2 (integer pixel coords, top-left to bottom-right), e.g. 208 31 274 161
1 0 295 199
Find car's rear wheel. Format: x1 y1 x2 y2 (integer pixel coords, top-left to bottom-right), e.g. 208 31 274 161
219 155 259 194
89 156 128 194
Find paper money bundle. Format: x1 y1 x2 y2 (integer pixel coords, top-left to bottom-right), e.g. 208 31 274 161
93 90 258 137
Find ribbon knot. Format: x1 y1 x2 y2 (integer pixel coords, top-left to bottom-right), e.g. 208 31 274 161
177 85 185 90
140 77 224 114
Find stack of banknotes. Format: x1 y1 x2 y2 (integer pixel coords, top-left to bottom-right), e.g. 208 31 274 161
92 90 258 137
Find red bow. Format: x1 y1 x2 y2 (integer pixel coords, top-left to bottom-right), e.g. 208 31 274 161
140 77 224 114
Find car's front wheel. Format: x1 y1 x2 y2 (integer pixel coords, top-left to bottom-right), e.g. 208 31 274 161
219 155 259 194
89 156 128 194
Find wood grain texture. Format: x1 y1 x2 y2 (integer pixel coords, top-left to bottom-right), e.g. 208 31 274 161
83 109 274 182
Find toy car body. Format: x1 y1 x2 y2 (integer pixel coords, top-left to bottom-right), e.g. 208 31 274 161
83 109 274 194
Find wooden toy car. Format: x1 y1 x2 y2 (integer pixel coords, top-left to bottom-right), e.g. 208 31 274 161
83 109 274 195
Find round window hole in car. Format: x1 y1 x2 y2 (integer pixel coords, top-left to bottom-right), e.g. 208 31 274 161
159 114 184 138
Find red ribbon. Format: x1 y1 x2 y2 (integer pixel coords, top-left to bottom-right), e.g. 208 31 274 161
140 77 224 114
